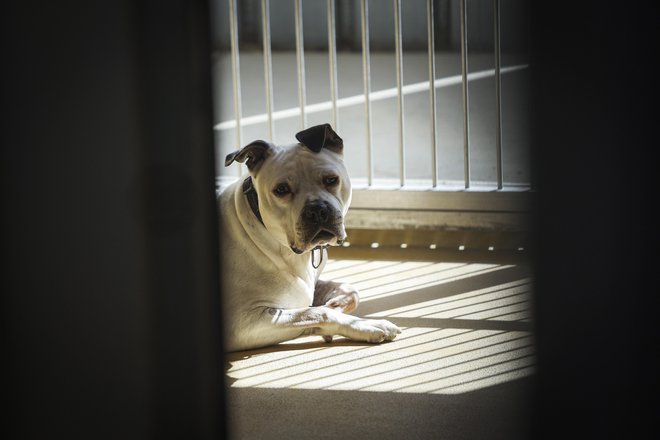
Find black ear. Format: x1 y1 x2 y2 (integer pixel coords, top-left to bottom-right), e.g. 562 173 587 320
295 123 343 154
225 140 273 172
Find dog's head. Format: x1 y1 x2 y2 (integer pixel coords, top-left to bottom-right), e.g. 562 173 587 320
225 124 352 254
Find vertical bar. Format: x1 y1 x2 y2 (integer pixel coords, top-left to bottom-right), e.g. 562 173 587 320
261 0 275 141
427 0 438 188
360 0 373 186
294 0 307 129
229 0 243 176
394 0 405 187
494 0 503 189
460 0 470 189
327 0 339 130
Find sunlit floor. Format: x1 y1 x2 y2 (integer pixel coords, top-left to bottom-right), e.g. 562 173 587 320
225 259 535 440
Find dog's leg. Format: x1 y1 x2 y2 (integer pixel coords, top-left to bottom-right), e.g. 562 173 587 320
313 280 360 342
313 279 359 313
263 305 401 345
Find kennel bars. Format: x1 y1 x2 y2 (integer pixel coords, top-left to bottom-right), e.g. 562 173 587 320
219 0 530 259
223 0 513 190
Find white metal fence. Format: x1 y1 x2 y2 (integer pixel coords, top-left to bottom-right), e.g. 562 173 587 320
213 0 531 248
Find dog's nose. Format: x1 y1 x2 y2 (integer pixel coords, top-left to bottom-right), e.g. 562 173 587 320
303 200 330 224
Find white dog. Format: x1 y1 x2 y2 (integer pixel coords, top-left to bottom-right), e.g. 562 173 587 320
219 124 401 352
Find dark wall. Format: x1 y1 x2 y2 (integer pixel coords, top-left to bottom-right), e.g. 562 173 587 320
530 3 659 439
1 1 225 439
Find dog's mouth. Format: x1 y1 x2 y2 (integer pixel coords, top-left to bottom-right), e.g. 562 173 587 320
312 229 336 244
290 227 345 254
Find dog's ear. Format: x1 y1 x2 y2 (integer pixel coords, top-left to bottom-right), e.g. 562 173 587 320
295 123 343 154
225 140 273 172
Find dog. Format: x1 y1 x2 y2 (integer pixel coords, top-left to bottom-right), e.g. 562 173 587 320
219 123 401 352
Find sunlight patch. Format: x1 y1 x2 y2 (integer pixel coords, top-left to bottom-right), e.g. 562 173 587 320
226 261 535 395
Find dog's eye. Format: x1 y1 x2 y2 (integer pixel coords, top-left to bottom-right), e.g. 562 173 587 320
273 183 291 196
323 175 339 187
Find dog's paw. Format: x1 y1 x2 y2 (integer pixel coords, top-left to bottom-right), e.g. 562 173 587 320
349 318 401 343
321 283 360 314
325 291 359 314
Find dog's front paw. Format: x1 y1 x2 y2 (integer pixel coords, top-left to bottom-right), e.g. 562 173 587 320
349 318 401 343
324 290 359 314
316 281 360 314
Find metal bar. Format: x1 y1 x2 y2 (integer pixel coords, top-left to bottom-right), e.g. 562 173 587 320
494 0 503 189
294 0 307 129
327 0 339 129
427 0 438 188
228 0 243 176
394 0 405 187
460 0 470 189
261 0 275 141
360 0 373 186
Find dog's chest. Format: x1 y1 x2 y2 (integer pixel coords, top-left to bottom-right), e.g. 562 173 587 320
276 258 317 307
278 273 315 308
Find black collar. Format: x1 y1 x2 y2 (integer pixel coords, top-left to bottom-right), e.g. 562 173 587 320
242 176 264 226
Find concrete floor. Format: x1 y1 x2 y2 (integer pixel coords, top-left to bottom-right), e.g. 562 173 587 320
212 51 531 188
225 259 535 440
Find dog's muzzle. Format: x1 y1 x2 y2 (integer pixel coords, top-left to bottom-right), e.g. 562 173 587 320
297 200 345 251
303 200 332 226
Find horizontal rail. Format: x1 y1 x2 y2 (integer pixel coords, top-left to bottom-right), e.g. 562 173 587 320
330 228 530 263
345 209 530 232
329 245 529 264
350 189 531 212
346 188 532 232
